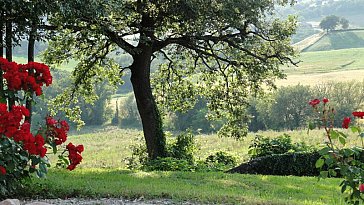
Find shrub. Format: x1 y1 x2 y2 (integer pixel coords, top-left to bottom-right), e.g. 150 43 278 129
168 131 196 163
203 151 237 171
126 131 197 171
228 152 320 176
248 134 315 159
125 141 148 170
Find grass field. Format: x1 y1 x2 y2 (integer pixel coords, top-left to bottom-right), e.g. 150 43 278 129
24 127 356 204
277 47 364 86
61 127 364 169
27 168 343 205
304 30 364 52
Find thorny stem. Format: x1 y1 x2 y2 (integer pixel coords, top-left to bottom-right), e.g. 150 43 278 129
322 104 335 150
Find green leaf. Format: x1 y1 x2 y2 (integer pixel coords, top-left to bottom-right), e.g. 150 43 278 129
339 136 346 145
330 130 339 140
351 126 361 133
316 158 325 168
320 171 328 178
319 147 331 155
329 169 337 177
338 131 347 138
308 122 316 130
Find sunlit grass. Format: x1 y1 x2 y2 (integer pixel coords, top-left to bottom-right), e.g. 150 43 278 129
26 168 344 205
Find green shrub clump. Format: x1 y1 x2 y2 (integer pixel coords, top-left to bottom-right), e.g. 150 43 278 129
228 152 320 176
126 131 236 172
248 134 316 159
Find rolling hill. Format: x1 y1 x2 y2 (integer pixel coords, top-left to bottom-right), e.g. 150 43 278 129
277 29 364 86
303 29 364 52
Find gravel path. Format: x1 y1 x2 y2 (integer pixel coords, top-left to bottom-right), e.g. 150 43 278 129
23 198 198 205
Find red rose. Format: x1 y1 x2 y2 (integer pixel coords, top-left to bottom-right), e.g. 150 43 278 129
322 98 329 104
309 99 320 107
360 184 364 192
352 111 364 119
0 166 6 175
67 164 76 171
76 145 84 153
342 117 351 129
46 116 57 126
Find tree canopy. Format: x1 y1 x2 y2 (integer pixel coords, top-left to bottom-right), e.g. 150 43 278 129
319 15 349 31
41 0 297 159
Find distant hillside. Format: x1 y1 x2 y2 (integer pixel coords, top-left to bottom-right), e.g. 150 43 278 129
303 29 364 52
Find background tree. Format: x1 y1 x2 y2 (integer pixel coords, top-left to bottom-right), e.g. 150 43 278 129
319 15 340 31
43 0 297 159
340 18 349 29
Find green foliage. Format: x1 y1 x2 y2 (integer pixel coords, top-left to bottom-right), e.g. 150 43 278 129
340 18 350 29
127 131 238 172
167 131 196 163
248 134 315 159
79 81 115 126
0 137 30 196
248 81 364 131
32 70 115 128
319 15 349 31
229 152 321 176
125 140 148 170
126 131 197 171
268 85 312 130
309 97 364 204
203 151 237 171
320 15 341 31
171 98 222 134
44 0 298 147
119 93 142 129
313 81 364 127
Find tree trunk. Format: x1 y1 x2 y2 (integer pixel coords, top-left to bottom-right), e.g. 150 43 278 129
5 20 15 109
0 16 5 102
0 17 3 57
5 21 12 62
26 25 36 123
130 44 166 159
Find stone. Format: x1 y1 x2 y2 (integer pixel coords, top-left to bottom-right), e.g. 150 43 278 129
0 199 20 205
25 203 53 205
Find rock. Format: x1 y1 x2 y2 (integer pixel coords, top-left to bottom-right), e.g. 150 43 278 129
0 199 20 205
25 203 53 205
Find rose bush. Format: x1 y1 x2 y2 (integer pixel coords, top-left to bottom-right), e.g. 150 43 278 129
0 57 83 195
309 98 364 204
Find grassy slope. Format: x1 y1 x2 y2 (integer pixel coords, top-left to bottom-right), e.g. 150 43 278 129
304 30 364 52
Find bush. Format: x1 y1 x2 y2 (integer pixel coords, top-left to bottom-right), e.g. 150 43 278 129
126 131 197 171
203 151 237 171
126 131 236 172
248 134 315 159
168 131 196 163
228 152 320 176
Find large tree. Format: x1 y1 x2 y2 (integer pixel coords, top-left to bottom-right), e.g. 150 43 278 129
43 0 297 159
